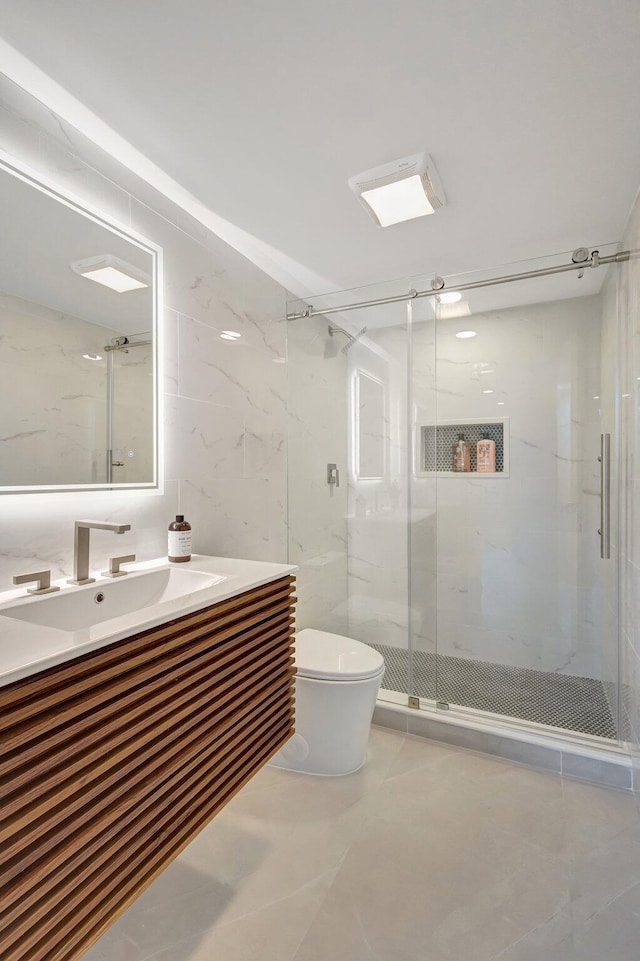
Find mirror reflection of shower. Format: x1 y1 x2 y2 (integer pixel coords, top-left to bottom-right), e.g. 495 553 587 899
104 333 152 483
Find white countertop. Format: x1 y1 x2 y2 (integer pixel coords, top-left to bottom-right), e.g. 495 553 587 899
0 555 296 688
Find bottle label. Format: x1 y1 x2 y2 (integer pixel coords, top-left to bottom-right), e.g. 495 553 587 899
168 530 192 557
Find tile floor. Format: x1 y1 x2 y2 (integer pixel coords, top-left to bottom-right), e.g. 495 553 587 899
370 642 617 738
81 727 640 961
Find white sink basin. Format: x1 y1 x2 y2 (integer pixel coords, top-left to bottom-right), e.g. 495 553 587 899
2 567 225 632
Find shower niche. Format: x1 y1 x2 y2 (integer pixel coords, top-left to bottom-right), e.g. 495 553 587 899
417 418 509 476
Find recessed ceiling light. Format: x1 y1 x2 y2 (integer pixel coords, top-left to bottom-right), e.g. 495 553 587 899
497 401 505 406
483 389 494 394
71 255 150 292
220 330 241 340
82 352 103 361
349 153 445 227
593 395 600 400
437 291 462 304
455 330 477 339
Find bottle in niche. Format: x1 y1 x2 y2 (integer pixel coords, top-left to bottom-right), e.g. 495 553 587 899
476 431 496 473
452 433 471 472
168 515 192 563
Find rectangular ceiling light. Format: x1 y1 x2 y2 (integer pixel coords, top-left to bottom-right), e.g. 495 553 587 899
349 153 445 228
71 254 150 292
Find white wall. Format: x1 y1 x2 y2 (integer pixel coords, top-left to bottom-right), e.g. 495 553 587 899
0 75 289 585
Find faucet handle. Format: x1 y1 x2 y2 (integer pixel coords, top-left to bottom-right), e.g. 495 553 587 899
102 554 136 578
13 570 60 596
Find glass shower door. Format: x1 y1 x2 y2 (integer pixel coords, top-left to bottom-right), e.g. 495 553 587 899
415 252 620 740
286 290 425 703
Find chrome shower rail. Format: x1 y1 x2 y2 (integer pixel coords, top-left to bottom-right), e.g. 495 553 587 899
286 249 631 321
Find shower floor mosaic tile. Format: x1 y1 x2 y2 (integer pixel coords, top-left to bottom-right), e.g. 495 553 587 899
369 643 617 739
80 727 640 961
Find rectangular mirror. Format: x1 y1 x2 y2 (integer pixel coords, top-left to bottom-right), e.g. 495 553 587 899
0 154 160 493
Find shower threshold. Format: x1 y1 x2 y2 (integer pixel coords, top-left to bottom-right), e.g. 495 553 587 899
368 644 617 740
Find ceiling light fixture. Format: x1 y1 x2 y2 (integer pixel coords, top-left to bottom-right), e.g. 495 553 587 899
220 330 241 340
349 153 446 227
483 389 494 394
71 255 150 292
82 353 103 361
455 330 477 339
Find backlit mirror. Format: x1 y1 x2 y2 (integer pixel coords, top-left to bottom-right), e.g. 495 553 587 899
0 155 160 492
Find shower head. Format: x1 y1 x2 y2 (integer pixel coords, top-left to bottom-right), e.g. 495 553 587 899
327 324 367 354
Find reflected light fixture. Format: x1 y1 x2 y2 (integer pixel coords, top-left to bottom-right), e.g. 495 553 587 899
483 389 494 394
71 255 150 292
437 301 471 320
220 330 241 341
437 291 462 304
82 352 103 361
455 330 477 339
349 153 446 227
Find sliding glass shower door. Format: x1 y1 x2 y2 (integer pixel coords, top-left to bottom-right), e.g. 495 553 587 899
410 252 620 740
287 245 621 744
286 289 429 700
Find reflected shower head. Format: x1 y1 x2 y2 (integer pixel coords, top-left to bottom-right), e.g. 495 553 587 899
327 324 367 354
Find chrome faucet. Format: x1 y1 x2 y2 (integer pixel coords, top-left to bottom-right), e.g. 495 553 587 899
68 520 131 585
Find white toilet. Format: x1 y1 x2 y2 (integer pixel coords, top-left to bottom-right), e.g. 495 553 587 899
270 628 385 776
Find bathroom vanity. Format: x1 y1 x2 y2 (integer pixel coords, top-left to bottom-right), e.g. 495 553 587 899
0 556 296 961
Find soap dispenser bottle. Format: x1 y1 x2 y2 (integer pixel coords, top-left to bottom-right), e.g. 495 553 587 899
477 431 496 473
452 433 471 472
168 515 192 563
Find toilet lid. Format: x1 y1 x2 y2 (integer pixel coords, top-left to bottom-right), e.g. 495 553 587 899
294 629 385 681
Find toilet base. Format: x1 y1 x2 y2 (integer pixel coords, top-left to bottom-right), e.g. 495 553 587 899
269 668 383 776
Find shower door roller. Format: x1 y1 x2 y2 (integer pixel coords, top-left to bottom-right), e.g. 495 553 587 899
327 463 340 487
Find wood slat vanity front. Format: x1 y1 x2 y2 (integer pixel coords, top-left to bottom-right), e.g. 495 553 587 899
0 574 296 961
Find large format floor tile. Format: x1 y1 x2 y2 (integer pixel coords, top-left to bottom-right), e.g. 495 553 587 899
81 727 640 961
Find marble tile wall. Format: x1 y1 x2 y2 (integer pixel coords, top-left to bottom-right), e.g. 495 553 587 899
286 315 349 634
0 293 154 488
0 292 111 486
415 295 604 678
0 75 290 585
345 314 414 650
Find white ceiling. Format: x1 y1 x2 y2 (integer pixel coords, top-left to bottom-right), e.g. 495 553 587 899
1 0 640 294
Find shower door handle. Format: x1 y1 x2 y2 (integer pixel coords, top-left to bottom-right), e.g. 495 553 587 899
599 433 611 560
327 463 340 488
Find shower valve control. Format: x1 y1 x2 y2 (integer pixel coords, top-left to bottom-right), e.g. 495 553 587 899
327 463 340 488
